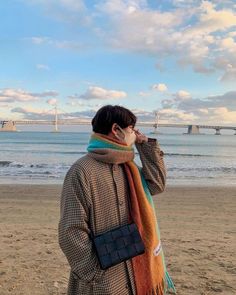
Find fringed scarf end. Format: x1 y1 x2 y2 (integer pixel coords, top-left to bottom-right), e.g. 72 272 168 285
147 279 165 295
164 271 177 294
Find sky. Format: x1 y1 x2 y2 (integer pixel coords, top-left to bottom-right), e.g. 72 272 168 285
0 0 236 127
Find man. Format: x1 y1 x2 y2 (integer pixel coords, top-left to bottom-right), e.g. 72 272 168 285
58 105 176 295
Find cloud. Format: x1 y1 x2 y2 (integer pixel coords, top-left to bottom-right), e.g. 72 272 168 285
24 0 91 26
159 108 198 122
96 0 236 81
164 90 236 112
189 106 236 125
132 108 155 118
11 106 64 120
36 64 50 70
191 1 236 33
219 64 236 82
0 104 10 108
30 37 86 51
23 0 236 81
0 88 58 103
71 86 127 100
47 98 57 105
131 103 236 125
178 91 236 111
139 91 151 97
176 90 191 100
161 89 192 108
10 89 236 124
11 106 96 121
152 83 168 92
31 37 48 44
123 107 199 124
160 90 236 124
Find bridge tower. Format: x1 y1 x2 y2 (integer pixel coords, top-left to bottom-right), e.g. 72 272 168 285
215 128 221 135
52 104 59 132
0 120 17 132
187 125 200 134
151 111 160 134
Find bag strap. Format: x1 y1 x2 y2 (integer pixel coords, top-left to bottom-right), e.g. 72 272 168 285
125 173 134 223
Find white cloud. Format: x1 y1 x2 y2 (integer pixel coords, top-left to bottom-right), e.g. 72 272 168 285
11 105 98 121
132 108 154 117
220 64 236 82
161 90 236 124
159 108 198 122
47 98 57 105
125 107 198 123
0 104 10 108
12 106 48 115
11 105 64 120
30 37 86 51
36 64 50 70
24 0 236 81
9 89 236 124
0 88 58 103
161 89 192 108
96 0 236 81
177 91 236 111
0 89 37 103
197 106 236 124
74 86 127 100
24 0 91 25
139 91 151 96
176 90 191 100
31 37 48 44
197 108 209 115
199 1 236 32
152 83 168 92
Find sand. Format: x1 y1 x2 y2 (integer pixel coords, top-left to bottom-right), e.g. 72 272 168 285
0 184 235 295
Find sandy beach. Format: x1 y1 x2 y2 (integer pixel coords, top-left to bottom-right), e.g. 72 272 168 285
0 184 235 295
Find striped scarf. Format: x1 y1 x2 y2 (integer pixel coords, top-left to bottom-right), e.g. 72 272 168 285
87 133 176 295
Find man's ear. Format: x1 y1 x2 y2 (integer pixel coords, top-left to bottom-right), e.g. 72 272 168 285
110 123 118 135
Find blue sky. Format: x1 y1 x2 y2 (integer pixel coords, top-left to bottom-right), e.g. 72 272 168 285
0 0 236 126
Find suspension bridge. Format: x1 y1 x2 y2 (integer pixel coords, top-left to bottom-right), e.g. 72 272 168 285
1 107 236 135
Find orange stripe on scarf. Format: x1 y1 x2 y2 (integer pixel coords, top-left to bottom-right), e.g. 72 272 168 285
124 161 165 295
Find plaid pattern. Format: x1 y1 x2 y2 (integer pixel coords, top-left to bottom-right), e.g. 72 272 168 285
58 140 166 295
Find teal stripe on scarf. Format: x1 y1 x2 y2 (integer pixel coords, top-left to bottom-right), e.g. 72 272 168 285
87 136 133 152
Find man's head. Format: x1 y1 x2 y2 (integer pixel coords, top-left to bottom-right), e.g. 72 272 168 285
92 105 137 145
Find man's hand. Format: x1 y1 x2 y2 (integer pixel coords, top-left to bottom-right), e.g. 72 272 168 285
134 129 148 143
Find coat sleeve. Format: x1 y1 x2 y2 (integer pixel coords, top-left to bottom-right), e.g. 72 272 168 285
58 165 105 282
135 138 166 195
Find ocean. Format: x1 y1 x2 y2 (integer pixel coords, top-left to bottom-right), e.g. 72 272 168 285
0 130 236 186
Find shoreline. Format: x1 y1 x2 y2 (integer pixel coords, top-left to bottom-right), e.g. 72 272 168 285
0 181 235 188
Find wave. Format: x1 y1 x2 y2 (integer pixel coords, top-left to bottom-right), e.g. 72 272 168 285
1 159 235 172
0 149 235 160
0 161 12 167
165 153 209 157
0 161 70 169
168 167 236 173
1 141 88 145
0 150 88 155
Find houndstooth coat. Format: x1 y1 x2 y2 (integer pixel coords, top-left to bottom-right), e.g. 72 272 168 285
58 139 166 295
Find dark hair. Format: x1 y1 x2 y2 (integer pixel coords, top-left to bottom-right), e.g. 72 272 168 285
92 105 137 135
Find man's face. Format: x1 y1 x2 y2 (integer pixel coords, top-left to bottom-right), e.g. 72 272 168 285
116 124 136 146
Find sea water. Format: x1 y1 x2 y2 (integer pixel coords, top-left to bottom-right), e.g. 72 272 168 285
0 130 235 186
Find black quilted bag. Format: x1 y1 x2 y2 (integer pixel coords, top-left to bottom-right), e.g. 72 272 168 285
91 222 145 270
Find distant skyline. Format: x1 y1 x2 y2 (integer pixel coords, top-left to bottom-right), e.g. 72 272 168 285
0 0 236 126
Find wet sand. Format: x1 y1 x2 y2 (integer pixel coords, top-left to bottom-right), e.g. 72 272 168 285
0 184 235 295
